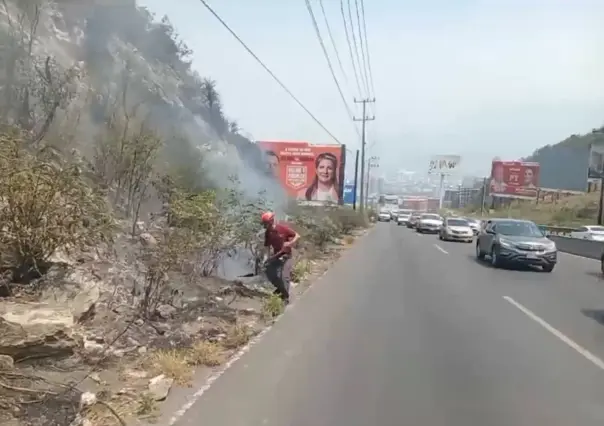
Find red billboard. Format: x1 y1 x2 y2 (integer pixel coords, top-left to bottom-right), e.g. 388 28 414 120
490 160 540 198
257 141 346 203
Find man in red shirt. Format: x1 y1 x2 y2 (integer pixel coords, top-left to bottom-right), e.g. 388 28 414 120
261 211 300 304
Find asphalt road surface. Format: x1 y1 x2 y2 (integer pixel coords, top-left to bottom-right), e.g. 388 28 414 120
173 223 604 426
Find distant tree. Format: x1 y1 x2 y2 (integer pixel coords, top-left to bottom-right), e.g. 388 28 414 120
200 78 220 111
228 120 240 134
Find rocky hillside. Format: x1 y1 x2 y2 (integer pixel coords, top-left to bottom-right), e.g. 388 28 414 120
0 0 281 201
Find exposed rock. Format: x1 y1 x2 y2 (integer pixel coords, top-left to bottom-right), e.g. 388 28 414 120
79 392 97 410
156 304 176 320
37 268 103 324
139 232 157 247
0 303 77 360
135 221 146 234
0 354 14 370
71 284 100 323
69 416 93 426
124 369 148 380
82 338 105 357
148 374 173 401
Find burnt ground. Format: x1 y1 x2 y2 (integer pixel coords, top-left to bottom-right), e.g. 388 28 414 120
0 228 370 426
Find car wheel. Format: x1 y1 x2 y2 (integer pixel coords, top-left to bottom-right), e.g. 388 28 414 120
490 245 500 268
601 256 604 275
475 243 485 260
542 265 555 273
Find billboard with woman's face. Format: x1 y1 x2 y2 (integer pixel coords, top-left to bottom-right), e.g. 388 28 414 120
256 141 346 204
489 160 540 199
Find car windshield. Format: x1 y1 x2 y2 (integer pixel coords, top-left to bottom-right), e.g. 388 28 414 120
465 218 478 224
447 219 469 226
421 214 441 220
588 226 604 232
496 221 543 237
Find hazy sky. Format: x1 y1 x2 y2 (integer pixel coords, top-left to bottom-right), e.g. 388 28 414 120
138 0 604 177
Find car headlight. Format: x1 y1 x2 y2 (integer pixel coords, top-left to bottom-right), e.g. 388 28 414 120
545 241 557 251
499 238 514 249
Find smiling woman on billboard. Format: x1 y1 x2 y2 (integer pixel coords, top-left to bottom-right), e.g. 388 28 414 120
298 152 340 202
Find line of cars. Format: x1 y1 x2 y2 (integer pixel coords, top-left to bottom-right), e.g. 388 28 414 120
379 208 559 272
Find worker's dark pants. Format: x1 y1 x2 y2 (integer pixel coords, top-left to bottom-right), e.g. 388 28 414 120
265 255 292 302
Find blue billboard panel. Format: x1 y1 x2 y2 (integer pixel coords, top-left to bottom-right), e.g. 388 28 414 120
343 184 355 205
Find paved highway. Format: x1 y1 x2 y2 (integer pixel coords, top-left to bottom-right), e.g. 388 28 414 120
172 223 604 425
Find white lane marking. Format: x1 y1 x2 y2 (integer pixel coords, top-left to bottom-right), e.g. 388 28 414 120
434 244 448 254
167 230 372 425
503 296 604 371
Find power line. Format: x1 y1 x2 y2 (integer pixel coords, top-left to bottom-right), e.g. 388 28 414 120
318 0 352 96
347 0 370 97
304 0 360 140
197 0 342 144
359 0 375 97
340 0 363 98
353 0 371 97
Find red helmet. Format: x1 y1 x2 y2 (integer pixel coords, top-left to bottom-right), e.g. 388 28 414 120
261 211 275 224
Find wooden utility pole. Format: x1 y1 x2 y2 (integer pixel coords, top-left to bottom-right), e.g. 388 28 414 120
354 98 375 213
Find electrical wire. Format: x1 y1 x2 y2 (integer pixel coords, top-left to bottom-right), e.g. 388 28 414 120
347 0 370 97
304 0 360 139
340 0 364 98
318 0 352 96
197 0 343 144
359 0 375 97
353 0 371 97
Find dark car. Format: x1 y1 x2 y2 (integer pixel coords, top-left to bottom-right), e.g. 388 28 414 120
475 218 557 272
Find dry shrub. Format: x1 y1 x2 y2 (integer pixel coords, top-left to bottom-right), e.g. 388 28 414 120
136 393 158 417
327 208 368 233
222 321 252 349
189 340 226 367
138 227 196 317
0 128 112 283
262 293 284 320
148 349 192 385
291 258 311 282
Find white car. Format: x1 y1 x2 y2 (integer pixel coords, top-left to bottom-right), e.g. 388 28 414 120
440 218 474 242
570 226 604 241
463 217 482 235
377 210 391 222
416 213 443 234
397 213 412 226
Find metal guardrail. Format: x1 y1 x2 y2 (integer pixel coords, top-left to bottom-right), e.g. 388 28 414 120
548 236 603 260
538 224 602 260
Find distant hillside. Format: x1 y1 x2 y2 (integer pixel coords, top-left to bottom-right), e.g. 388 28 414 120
523 126 604 192
526 126 604 160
